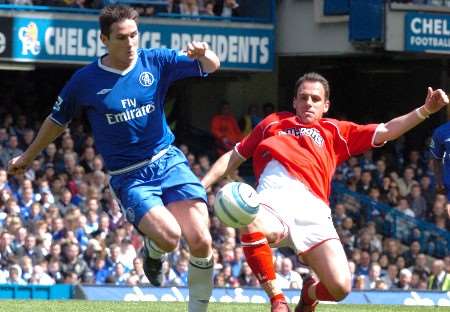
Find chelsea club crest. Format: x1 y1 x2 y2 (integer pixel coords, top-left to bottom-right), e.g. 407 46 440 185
139 72 155 87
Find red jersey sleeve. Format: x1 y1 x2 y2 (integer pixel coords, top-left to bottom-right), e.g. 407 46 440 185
328 119 379 164
236 112 293 159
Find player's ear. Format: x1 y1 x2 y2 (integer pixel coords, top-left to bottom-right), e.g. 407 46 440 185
323 100 330 113
100 33 108 45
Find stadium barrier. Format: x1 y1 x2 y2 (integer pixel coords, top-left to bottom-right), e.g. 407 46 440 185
0 284 72 300
76 285 450 306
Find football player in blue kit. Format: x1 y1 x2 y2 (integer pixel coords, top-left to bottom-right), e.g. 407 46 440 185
430 121 450 217
8 5 220 311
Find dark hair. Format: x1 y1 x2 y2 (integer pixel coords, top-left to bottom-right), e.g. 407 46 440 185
294 72 330 100
99 5 139 37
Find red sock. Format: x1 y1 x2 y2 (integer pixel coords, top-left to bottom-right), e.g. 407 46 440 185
241 232 276 284
270 293 286 304
302 280 316 305
315 282 336 301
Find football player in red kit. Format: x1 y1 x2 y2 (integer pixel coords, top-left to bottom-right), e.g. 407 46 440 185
202 72 449 312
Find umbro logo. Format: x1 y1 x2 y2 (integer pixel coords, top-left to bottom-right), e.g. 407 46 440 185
96 89 112 95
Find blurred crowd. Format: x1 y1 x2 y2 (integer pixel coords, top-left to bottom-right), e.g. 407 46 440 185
0 98 449 291
0 0 244 18
392 0 450 7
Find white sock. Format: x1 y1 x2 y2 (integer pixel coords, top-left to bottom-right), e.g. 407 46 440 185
145 238 166 260
188 254 213 312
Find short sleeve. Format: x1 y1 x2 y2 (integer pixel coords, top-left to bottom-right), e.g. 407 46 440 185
152 48 204 84
430 128 443 159
332 119 379 162
236 113 285 159
50 76 80 127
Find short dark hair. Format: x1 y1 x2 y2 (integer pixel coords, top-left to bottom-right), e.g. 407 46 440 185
99 5 139 37
294 72 330 100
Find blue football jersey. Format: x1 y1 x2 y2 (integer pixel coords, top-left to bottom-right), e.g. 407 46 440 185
51 48 205 171
430 121 450 187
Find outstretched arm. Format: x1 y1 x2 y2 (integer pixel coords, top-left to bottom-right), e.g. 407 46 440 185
374 87 449 145
185 41 220 73
8 116 65 175
201 149 245 189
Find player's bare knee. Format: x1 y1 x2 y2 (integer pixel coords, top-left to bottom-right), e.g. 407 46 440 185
188 232 212 256
331 280 351 301
265 231 281 245
159 227 182 252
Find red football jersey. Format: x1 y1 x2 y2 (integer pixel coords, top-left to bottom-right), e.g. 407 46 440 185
236 112 380 204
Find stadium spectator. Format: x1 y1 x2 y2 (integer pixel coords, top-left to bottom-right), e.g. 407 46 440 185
130 256 150 284
427 259 450 291
157 0 181 14
210 101 243 155
29 264 55 285
6 264 27 285
240 104 262 135
364 262 382 289
407 184 427 218
393 268 413 290
47 259 63 283
392 166 419 197
201 0 215 15
0 231 15 268
173 257 189 286
180 0 200 16
60 242 91 282
276 257 303 289
92 256 109 284
214 0 240 17
1 135 23 167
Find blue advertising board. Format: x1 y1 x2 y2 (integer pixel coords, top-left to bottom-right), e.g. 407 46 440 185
79 285 450 306
405 12 450 53
0 14 274 71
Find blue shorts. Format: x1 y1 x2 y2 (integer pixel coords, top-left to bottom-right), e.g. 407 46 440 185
109 145 207 228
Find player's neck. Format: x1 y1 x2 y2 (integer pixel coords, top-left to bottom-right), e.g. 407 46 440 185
102 55 135 71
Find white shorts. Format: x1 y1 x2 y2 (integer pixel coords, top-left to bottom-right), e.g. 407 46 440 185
257 160 339 255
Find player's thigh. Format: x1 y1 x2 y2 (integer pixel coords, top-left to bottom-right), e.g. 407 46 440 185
241 203 289 245
168 199 212 256
301 239 351 294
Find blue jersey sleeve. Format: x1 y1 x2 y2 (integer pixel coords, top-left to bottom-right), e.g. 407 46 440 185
152 48 205 84
430 127 444 159
50 75 81 127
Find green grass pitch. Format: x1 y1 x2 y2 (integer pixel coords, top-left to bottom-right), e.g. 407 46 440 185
0 301 448 312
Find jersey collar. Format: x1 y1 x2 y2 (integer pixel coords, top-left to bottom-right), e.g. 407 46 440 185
97 52 138 76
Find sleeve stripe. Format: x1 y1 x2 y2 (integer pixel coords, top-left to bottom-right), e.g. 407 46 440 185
322 120 351 158
429 150 442 159
49 115 67 128
262 120 279 138
234 144 247 160
197 60 207 77
372 123 386 148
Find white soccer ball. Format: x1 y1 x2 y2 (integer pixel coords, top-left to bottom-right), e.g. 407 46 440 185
214 182 260 228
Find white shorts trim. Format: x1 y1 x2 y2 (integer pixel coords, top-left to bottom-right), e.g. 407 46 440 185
257 160 339 254
108 147 169 176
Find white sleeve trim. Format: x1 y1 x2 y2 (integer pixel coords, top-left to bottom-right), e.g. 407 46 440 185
197 60 207 77
429 149 442 160
49 115 68 128
372 123 386 148
234 143 247 161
